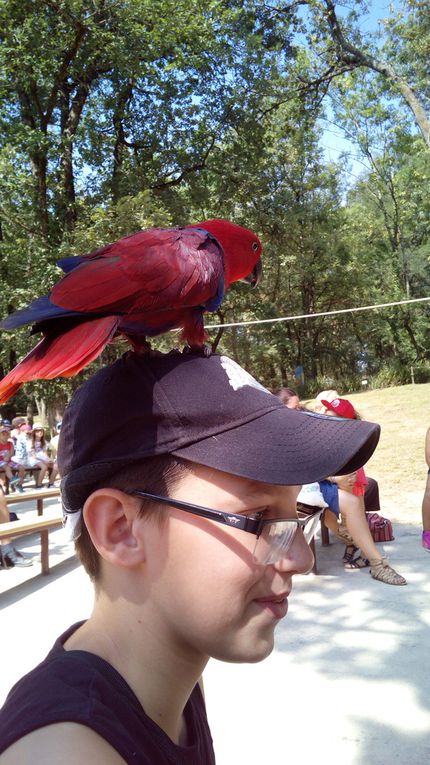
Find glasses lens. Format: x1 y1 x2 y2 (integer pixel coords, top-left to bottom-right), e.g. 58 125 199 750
253 521 298 565
253 511 323 565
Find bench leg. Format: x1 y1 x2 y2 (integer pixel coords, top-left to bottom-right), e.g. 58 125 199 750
309 537 317 574
40 529 50 574
320 511 330 546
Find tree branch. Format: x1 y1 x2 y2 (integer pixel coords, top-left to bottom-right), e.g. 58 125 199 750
322 0 430 149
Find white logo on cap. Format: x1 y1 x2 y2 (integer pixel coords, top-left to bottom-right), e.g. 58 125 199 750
220 357 269 394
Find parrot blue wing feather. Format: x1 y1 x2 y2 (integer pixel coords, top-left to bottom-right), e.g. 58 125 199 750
0 295 79 330
202 273 225 312
57 256 86 274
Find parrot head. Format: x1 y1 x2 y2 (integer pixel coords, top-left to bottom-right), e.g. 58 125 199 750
191 219 263 289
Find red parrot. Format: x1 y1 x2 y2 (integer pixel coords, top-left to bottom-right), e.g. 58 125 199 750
0 219 262 403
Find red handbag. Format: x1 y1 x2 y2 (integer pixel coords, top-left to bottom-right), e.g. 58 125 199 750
367 512 395 542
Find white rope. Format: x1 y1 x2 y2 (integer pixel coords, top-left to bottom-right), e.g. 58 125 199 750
204 296 430 330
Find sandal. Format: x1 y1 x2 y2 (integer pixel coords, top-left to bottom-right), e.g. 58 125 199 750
343 544 359 564
344 555 370 570
369 558 407 586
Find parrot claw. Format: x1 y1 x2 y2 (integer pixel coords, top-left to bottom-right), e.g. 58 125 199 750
127 336 152 355
182 343 213 358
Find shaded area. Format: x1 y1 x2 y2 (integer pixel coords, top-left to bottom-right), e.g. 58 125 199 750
205 522 430 765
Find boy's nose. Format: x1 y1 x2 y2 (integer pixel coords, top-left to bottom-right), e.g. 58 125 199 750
272 530 314 574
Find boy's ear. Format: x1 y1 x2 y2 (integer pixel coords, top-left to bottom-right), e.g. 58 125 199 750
83 489 146 568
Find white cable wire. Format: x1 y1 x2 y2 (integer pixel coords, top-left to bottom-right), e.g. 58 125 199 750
204 296 430 330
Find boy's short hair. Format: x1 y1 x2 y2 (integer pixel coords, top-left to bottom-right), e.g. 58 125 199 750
58 350 380 541
76 454 191 581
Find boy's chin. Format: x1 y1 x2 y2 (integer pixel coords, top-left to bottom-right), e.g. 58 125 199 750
214 637 275 665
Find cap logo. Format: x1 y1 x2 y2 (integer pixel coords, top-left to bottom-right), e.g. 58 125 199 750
331 399 341 408
220 356 268 394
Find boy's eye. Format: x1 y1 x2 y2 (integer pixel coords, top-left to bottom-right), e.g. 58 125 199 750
244 509 266 521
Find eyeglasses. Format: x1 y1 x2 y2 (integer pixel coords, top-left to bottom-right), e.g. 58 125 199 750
128 490 323 565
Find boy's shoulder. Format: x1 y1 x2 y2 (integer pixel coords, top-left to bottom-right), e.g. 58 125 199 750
0 623 214 764
0 722 127 764
0 627 139 753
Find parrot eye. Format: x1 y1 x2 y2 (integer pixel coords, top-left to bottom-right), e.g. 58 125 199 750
252 241 259 252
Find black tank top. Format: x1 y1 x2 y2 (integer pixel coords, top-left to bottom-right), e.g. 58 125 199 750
0 622 215 764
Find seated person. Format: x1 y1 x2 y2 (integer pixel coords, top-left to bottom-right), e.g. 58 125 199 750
319 397 406 586
13 424 47 490
9 417 27 448
0 425 20 489
273 387 301 410
30 423 58 487
314 393 388 526
47 422 62 480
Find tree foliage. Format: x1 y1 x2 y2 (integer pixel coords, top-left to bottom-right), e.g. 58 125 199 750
1 0 429 421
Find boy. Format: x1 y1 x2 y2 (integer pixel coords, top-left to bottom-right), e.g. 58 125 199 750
0 350 379 762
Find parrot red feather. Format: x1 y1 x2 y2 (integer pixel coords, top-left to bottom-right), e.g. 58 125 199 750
0 219 262 403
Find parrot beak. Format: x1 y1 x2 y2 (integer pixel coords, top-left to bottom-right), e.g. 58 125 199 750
241 259 263 289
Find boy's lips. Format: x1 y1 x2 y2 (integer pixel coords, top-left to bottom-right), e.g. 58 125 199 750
253 591 291 619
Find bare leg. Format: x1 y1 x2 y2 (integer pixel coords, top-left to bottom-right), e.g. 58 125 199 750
48 461 58 484
0 489 9 524
338 489 382 561
0 488 12 557
35 462 48 486
422 473 430 532
15 465 26 489
323 508 354 544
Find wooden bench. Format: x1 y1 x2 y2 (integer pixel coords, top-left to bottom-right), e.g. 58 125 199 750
0 466 52 494
1 488 63 574
0 513 63 574
7 486 61 516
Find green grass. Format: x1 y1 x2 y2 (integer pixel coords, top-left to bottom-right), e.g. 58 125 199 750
305 383 430 524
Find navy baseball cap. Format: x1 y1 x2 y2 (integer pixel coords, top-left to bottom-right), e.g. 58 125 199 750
59 349 380 527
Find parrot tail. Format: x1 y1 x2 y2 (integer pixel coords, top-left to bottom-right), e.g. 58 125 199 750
0 317 119 403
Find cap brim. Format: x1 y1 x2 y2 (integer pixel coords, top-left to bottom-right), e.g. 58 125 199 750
172 407 380 485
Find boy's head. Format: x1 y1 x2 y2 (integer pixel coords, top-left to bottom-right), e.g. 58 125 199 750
0 425 10 440
58 350 379 561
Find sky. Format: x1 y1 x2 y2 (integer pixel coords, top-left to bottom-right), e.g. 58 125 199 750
319 0 404 183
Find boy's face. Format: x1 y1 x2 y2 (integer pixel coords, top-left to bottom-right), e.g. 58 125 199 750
137 464 313 665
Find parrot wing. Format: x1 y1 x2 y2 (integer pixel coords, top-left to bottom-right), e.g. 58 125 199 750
51 227 224 315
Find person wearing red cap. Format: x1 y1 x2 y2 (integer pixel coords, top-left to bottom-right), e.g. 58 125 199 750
318 397 406 585
0 350 381 762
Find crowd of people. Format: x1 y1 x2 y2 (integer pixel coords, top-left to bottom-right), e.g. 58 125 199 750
0 418 61 569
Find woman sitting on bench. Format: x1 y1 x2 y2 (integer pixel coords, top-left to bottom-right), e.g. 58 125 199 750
318 397 406 586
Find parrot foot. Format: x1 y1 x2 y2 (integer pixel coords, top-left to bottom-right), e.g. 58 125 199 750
128 336 152 355
182 343 212 358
